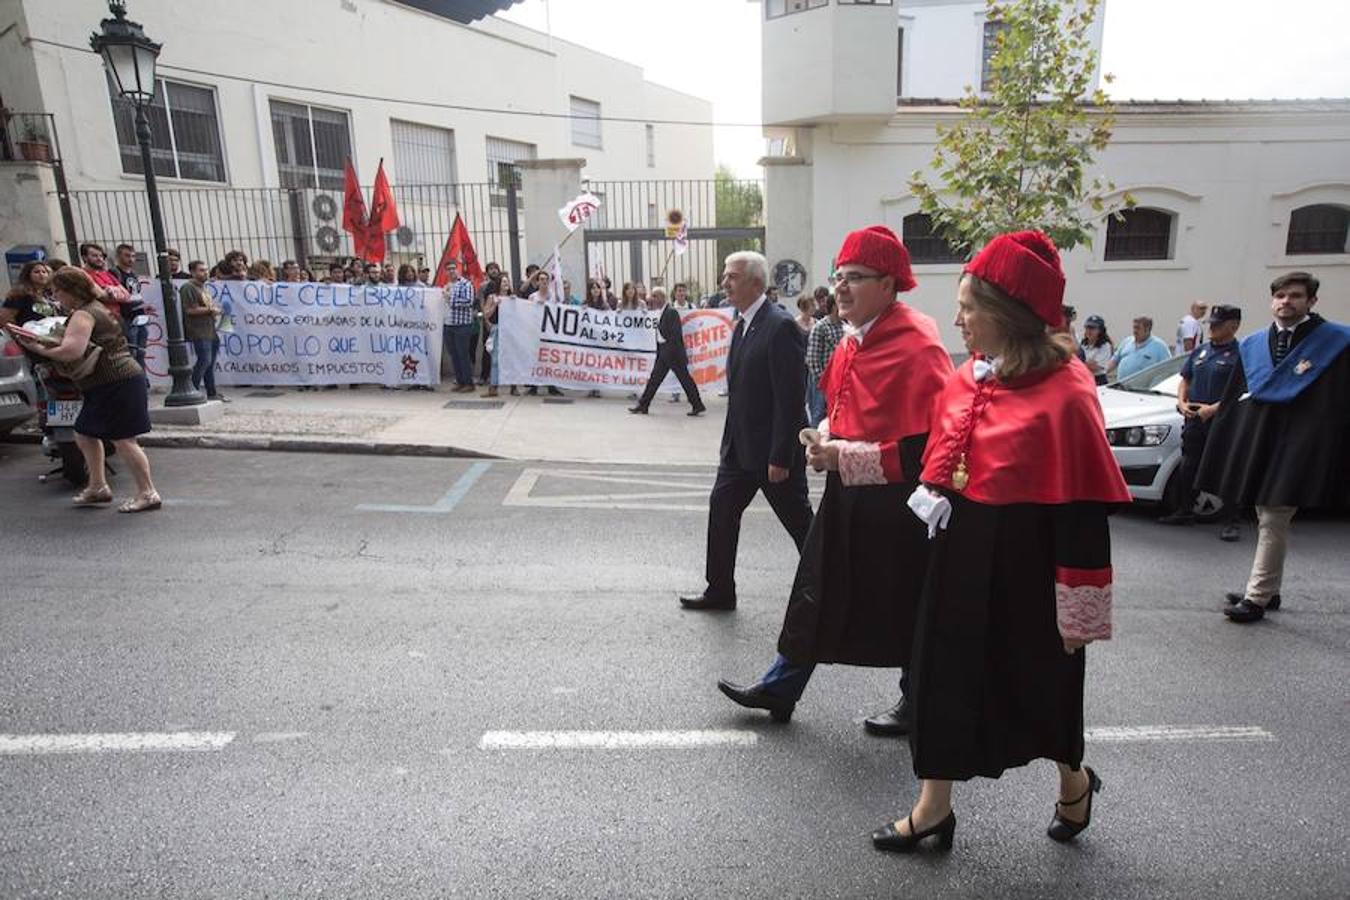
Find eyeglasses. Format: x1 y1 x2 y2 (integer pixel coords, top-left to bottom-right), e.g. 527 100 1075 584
832 272 884 287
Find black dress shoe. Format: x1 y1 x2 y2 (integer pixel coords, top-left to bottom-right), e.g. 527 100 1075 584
1224 598 1267 623
716 679 795 722
687 405 706 417
1047 767 1101 842
628 405 649 414
1225 592 1280 611
679 593 735 611
863 699 911 737
1218 521 1240 542
871 811 956 853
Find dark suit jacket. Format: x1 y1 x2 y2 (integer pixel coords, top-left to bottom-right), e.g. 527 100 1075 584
721 300 808 472
655 305 688 365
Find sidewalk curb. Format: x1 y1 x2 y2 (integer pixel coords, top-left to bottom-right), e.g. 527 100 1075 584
1 431 496 460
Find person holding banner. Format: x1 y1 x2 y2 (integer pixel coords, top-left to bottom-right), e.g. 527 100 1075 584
716 226 953 733
629 287 706 417
680 252 813 612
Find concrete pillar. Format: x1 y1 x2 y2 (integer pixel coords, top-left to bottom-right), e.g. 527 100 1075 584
0 161 66 292
518 158 586 296
762 154 815 300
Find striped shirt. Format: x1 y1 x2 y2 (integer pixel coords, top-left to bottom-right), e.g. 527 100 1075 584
443 277 476 326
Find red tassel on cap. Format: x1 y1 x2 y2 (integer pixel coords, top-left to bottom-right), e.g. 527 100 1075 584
965 230 1065 326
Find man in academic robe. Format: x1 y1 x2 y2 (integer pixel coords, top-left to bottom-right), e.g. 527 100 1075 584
629 287 706 416
1196 271 1350 623
716 226 954 733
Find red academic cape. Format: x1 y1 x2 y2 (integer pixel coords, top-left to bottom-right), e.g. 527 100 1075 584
819 301 953 483
920 356 1130 506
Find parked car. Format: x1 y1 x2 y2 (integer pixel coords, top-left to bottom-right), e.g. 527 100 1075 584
0 331 39 435
1097 354 1189 509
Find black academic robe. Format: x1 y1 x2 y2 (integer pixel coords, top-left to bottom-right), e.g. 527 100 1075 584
1196 315 1350 509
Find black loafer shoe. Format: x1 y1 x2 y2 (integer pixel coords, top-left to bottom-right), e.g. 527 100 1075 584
687 405 707 417
863 700 911 737
1225 592 1280 610
717 679 795 722
628 405 648 414
679 593 736 611
1224 598 1266 623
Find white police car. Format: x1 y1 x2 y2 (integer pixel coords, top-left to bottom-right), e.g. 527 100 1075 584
1096 355 1192 509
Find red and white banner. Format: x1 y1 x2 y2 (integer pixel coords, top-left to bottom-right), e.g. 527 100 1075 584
496 298 734 392
558 192 602 232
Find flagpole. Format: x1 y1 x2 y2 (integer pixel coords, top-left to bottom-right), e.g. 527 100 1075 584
535 226 582 273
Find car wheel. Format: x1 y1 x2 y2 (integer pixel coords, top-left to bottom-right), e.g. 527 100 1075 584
1160 470 1186 514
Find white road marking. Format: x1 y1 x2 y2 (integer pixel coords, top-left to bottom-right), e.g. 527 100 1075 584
479 730 759 750
1086 725 1274 743
0 732 236 755
357 460 493 514
502 467 822 512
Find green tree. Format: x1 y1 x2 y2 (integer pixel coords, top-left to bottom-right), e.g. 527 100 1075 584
909 0 1129 255
714 165 764 263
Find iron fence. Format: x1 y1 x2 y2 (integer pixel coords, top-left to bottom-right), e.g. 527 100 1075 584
583 178 764 300
66 181 523 278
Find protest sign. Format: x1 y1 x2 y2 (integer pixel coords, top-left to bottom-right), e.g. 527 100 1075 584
142 280 443 388
496 298 734 393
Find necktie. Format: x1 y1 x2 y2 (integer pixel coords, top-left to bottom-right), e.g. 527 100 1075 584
1274 328 1291 364
728 317 745 371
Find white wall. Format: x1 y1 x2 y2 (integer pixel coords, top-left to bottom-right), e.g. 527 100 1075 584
17 0 714 192
770 101 1350 350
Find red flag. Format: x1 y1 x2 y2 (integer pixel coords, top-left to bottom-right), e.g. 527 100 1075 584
341 157 369 259
433 213 484 289
363 159 400 263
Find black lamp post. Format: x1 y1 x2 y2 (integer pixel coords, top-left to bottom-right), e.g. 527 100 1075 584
91 1 202 406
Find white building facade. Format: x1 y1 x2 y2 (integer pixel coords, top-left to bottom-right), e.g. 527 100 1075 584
0 0 715 284
758 0 1350 349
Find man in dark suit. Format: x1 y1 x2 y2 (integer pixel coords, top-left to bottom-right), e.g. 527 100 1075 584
680 252 813 611
629 287 706 416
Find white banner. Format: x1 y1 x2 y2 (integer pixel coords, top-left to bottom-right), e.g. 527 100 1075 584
142 280 443 387
558 191 602 231
496 298 735 393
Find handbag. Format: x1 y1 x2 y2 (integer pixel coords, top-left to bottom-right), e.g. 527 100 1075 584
52 343 103 382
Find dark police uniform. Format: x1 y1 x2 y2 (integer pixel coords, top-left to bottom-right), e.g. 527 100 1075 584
1172 307 1241 519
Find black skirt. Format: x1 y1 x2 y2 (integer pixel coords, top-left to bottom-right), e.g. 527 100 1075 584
75 376 151 441
909 497 1086 781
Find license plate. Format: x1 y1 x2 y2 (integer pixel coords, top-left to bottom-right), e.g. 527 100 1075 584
46 400 81 426
0 393 22 406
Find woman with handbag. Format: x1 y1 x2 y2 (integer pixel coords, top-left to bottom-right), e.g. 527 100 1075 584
15 267 161 512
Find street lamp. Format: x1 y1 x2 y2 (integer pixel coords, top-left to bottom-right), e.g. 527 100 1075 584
90 1 202 406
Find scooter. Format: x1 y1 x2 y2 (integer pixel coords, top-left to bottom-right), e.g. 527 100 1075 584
33 361 116 487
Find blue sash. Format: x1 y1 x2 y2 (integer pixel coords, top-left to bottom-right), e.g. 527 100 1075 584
1240 320 1350 403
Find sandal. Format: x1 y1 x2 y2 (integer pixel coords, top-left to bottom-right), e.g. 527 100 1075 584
117 492 163 514
72 485 113 506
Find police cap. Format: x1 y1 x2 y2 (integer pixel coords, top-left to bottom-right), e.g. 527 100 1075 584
1208 304 1242 324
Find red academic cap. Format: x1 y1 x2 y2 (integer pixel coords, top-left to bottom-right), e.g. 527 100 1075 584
835 225 917 293
965 230 1065 327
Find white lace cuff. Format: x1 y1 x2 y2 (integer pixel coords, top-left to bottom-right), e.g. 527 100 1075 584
836 441 887 486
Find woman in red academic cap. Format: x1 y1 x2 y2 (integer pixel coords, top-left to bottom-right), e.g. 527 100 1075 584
871 231 1130 853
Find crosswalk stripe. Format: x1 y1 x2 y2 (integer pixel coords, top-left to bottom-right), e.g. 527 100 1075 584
1085 725 1273 743
479 730 759 750
0 732 237 754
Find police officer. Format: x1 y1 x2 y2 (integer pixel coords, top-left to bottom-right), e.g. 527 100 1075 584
1159 304 1242 540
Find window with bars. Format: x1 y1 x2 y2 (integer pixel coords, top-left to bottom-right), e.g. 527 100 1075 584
902 213 966 264
391 120 457 185
1285 204 1349 255
570 96 603 149
270 100 352 190
108 75 225 182
486 136 536 207
1104 208 1175 261
981 20 1009 92
765 0 827 20
645 124 655 168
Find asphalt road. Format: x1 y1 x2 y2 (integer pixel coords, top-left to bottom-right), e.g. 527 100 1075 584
2 444 1348 899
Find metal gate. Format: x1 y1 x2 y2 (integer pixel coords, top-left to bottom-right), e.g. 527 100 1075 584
65 181 524 279
583 179 764 301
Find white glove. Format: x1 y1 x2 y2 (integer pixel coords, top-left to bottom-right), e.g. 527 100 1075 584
907 486 952 539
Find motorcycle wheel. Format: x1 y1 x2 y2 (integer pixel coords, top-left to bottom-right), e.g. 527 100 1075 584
59 443 88 487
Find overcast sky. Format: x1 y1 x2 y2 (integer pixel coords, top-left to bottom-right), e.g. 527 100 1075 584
499 0 1350 177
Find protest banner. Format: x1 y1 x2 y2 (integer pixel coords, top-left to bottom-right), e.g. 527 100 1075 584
496 298 734 393
142 280 443 388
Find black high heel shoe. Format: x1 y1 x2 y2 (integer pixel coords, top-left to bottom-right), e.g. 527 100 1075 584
871 811 956 853
1047 766 1101 842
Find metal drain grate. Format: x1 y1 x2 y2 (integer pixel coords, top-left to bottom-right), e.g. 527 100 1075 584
245 391 286 398
443 400 505 410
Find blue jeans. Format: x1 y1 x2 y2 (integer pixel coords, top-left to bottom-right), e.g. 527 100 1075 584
444 324 475 386
489 338 500 386
190 337 218 396
759 653 910 703
806 380 827 427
